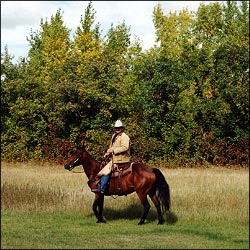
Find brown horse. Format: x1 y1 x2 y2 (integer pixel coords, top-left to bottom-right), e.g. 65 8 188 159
64 145 170 225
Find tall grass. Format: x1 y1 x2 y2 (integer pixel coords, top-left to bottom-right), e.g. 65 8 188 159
1 162 249 225
1 162 91 212
167 167 249 224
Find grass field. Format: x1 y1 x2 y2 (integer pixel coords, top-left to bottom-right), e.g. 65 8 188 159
1 161 249 249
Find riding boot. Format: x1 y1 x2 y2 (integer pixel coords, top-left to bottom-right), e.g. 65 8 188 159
100 175 110 193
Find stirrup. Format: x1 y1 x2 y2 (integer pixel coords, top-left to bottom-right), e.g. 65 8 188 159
91 188 101 193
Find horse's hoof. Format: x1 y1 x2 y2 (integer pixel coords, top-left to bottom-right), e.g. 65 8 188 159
96 220 106 223
96 217 107 223
138 221 145 225
158 221 164 225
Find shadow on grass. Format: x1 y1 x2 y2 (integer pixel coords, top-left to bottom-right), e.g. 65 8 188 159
87 203 178 224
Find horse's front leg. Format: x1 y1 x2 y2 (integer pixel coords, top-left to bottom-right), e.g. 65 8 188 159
92 194 106 223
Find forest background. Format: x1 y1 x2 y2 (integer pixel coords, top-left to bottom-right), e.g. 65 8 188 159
1 1 249 167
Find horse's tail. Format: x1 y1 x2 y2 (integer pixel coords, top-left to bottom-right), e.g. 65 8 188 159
153 168 170 212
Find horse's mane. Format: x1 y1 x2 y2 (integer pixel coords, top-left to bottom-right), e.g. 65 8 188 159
77 145 101 165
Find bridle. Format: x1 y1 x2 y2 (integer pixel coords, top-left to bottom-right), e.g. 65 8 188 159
67 157 80 171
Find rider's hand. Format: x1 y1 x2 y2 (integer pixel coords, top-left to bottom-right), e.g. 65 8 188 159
106 147 113 154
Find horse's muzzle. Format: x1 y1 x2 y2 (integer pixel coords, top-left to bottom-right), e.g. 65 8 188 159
64 163 73 171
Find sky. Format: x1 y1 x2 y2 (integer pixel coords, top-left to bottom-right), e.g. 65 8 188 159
1 1 218 63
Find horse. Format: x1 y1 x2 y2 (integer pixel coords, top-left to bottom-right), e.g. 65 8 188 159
64 145 170 225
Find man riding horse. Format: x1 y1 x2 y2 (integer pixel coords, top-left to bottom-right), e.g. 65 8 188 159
64 125 170 224
91 119 131 193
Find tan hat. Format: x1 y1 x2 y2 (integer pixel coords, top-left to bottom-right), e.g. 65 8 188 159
114 120 124 128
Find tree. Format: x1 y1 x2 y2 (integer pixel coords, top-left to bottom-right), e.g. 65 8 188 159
153 3 194 59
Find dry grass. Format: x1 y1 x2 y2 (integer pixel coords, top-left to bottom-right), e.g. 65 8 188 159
1 162 249 225
1 162 91 212
165 166 249 224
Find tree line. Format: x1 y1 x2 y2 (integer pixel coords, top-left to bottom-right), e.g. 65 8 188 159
1 1 249 166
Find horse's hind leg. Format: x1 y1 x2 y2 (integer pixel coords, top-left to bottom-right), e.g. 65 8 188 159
137 194 151 225
149 193 164 225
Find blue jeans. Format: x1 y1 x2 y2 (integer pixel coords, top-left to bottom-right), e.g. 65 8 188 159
100 175 110 191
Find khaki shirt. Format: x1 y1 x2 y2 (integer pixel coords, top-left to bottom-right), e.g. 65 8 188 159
97 132 130 176
111 132 130 163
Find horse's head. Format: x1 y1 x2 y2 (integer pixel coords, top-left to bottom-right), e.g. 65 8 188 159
64 146 85 171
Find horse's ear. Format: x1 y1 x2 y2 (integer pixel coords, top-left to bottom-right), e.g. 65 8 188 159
77 144 85 151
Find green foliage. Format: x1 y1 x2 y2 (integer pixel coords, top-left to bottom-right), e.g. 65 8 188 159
1 1 249 166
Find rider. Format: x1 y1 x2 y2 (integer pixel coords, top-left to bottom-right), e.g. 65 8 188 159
92 120 130 193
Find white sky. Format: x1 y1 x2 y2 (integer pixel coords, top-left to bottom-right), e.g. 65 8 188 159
1 1 219 62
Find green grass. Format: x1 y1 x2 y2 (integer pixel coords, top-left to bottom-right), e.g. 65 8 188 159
1 162 249 249
1 211 248 249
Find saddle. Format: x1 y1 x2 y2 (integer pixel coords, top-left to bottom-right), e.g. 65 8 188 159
88 162 133 195
111 162 133 178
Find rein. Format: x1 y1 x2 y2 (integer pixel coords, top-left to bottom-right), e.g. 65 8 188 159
87 157 108 182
